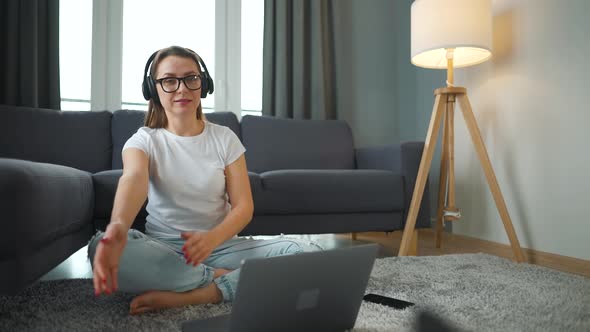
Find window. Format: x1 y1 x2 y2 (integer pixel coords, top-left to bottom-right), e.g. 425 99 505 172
121 0 215 111
59 0 263 117
59 0 92 111
241 0 264 115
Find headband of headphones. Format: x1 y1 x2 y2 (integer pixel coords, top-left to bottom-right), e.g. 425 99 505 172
142 47 214 102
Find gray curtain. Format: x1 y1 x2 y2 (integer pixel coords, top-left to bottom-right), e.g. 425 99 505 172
262 0 336 120
0 0 61 109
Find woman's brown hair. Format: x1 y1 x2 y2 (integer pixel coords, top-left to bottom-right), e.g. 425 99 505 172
144 46 206 128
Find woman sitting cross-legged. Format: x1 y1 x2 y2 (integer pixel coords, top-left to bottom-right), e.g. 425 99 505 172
88 45 322 315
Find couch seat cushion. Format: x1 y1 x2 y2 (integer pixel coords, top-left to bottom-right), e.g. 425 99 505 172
93 170 262 222
93 170 400 220
252 169 404 215
92 170 148 220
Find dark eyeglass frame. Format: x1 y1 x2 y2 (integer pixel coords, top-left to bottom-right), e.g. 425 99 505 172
154 74 202 93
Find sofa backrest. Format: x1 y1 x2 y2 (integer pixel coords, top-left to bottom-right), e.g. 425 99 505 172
0 105 112 173
111 110 145 170
206 111 242 139
111 110 241 169
241 115 355 173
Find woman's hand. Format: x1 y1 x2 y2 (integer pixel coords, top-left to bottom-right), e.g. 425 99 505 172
181 231 221 266
93 222 128 296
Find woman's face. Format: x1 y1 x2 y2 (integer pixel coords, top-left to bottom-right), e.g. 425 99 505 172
155 55 202 117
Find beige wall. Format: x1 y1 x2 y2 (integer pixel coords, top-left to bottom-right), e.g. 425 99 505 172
450 0 590 260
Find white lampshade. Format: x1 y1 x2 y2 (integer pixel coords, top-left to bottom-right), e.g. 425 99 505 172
411 0 492 69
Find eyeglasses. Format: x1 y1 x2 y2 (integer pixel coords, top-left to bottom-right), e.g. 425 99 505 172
155 75 202 93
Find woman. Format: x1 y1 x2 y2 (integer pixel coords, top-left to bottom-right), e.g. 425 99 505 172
88 46 322 315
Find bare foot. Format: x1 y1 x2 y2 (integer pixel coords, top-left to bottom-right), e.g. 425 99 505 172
129 283 222 315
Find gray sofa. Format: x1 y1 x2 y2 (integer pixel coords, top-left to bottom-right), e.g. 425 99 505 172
0 104 430 294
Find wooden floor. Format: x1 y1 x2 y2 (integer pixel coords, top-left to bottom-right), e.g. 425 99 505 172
41 229 590 281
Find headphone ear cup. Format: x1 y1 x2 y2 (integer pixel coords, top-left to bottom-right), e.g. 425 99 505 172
147 77 159 103
142 51 159 102
207 76 214 95
142 77 151 100
200 75 208 99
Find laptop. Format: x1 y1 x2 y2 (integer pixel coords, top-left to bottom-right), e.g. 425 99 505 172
182 243 379 332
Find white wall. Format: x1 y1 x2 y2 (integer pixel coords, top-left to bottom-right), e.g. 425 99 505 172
333 0 444 148
333 0 401 147
450 0 590 260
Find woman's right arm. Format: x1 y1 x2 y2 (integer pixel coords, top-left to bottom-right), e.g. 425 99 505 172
93 148 149 296
110 148 150 229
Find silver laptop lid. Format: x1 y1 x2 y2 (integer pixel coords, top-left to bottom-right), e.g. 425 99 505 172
228 244 379 332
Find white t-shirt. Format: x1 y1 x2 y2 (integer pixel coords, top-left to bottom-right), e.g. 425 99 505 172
122 121 246 238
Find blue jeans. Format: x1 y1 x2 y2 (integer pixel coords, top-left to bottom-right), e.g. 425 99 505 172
87 229 323 302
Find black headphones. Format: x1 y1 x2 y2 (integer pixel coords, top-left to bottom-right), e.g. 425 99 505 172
142 47 214 103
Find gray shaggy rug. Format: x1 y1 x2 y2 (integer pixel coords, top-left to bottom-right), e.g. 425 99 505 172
1 253 589 331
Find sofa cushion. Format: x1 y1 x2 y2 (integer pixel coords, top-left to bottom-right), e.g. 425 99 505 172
111 110 242 169
251 169 404 215
92 169 148 221
248 171 263 198
205 112 242 139
0 105 112 173
111 110 145 170
241 115 355 173
92 170 263 231
93 170 401 222
241 212 403 235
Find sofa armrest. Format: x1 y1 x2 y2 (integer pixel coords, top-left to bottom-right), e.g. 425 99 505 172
355 142 431 228
0 158 94 258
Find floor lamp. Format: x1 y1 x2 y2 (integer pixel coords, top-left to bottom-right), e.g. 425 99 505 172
398 0 525 262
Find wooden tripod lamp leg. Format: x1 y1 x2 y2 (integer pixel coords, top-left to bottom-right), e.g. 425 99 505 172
456 95 526 263
445 98 460 221
399 94 446 256
435 103 450 248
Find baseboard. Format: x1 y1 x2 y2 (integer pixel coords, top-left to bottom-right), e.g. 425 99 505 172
445 230 589 278
353 229 590 278
501 242 590 278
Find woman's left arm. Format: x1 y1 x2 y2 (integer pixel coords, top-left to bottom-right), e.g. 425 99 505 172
182 154 253 265
209 154 254 241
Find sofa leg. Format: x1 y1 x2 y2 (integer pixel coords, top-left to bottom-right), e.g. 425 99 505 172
351 232 358 241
